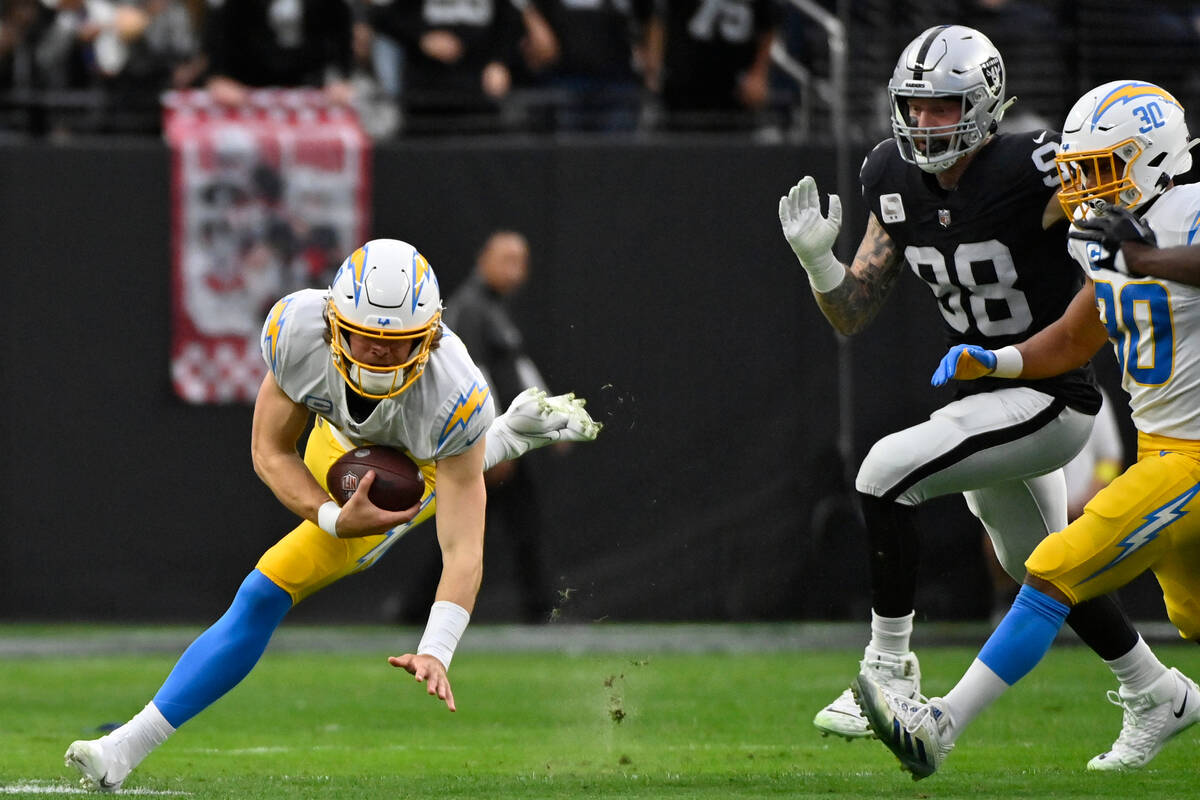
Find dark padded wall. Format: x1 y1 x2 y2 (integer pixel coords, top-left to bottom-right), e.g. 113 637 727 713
0 139 1157 624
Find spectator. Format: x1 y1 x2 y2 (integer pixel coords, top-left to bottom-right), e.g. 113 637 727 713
515 0 653 132
367 0 524 135
644 0 780 131
443 230 568 621
104 0 205 132
343 4 401 138
0 0 47 89
202 0 354 107
34 0 160 133
35 0 120 90
0 0 52 133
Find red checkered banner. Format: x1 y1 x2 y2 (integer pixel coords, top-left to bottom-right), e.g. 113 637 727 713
164 89 371 403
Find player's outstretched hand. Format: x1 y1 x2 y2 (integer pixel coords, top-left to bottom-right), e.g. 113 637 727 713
778 176 842 270
389 653 457 712
1069 205 1156 274
931 344 997 386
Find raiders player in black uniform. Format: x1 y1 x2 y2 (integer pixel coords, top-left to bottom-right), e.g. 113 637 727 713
778 24 1179 767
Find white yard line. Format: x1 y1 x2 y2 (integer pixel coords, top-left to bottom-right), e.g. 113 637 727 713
0 782 188 795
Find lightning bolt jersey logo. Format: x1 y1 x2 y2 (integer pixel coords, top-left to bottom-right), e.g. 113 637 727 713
261 296 293 374
1076 483 1200 586
1090 82 1182 131
438 382 490 448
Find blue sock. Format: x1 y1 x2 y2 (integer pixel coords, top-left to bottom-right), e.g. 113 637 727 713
153 570 292 728
978 584 1071 686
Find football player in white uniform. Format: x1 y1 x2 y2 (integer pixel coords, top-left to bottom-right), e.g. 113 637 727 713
856 80 1200 779
65 239 601 790
778 25 1183 763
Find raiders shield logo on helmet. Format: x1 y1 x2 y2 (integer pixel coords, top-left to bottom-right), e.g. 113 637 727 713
981 56 1003 95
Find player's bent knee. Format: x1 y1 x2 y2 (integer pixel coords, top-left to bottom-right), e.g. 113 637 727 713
1024 531 1068 576
854 436 937 505
855 453 907 500
1024 536 1081 604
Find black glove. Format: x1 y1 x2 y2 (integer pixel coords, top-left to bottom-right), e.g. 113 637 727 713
1068 205 1157 274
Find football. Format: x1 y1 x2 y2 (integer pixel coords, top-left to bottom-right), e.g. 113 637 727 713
326 446 425 511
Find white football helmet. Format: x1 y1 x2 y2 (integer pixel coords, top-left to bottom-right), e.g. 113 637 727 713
888 25 1008 173
327 239 442 399
1055 80 1194 217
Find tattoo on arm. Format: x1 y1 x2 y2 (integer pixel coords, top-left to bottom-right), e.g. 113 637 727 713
814 214 904 335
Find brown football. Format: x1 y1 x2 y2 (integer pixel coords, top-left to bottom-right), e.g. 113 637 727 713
326 446 425 511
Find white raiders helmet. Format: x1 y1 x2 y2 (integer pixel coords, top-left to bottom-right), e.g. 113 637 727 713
327 239 443 399
1055 80 1194 217
888 25 1008 173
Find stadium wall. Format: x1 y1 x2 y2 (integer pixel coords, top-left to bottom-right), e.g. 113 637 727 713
0 139 1154 625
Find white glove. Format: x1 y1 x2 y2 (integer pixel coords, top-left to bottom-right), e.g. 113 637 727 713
778 176 846 292
483 387 602 470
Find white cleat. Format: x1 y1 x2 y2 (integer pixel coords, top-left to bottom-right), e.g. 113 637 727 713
491 387 602 462
65 737 131 792
538 391 602 441
852 672 952 780
813 647 921 739
1088 667 1200 771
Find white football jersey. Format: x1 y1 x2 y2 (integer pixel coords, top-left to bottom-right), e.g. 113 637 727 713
259 288 495 463
1067 183 1200 439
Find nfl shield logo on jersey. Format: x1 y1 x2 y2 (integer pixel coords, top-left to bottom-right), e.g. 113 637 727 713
880 193 906 223
938 209 952 228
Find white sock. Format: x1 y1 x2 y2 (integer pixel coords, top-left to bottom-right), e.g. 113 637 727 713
869 610 914 655
941 658 1010 744
108 702 176 770
1105 635 1167 694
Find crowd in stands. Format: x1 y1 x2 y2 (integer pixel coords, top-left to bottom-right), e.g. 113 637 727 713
1 0 1198 140
0 0 791 138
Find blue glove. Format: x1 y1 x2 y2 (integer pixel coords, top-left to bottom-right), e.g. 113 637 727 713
931 344 997 386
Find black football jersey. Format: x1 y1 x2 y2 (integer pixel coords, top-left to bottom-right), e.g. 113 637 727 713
860 132 1100 414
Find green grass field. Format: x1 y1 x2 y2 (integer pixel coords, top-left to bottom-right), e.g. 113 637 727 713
2 627 1200 798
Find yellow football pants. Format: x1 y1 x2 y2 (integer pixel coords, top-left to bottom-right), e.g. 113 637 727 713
255 417 438 605
1027 432 1200 639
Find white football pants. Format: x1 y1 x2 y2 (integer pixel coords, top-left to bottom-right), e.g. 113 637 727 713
855 386 1095 580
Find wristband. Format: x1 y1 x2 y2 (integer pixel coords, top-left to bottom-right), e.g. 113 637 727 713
802 249 847 294
317 500 341 537
417 600 471 670
992 346 1024 378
